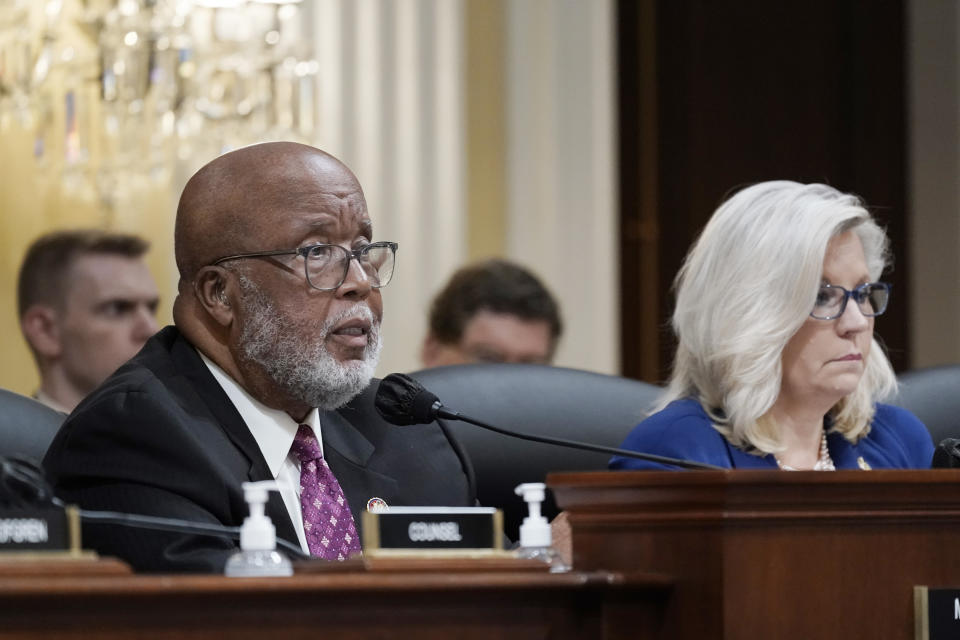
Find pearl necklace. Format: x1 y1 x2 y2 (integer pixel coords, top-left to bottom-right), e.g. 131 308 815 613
775 431 835 471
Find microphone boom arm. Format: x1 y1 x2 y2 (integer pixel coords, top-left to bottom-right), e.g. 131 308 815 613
434 403 725 471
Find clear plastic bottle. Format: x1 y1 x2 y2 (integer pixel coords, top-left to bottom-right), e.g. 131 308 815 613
514 482 570 573
224 548 292 577
224 481 293 577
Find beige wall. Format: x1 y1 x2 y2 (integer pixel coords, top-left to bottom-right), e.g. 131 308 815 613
0 122 177 397
465 0 507 259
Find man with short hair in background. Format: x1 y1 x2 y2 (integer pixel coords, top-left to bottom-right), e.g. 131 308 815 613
421 259 563 367
17 230 160 413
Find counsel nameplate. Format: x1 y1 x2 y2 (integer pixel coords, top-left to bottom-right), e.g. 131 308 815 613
362 507 503 554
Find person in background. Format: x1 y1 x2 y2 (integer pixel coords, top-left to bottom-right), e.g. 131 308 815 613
17 230 160 413
421 259 563 367
44 142 476 572
611 181 933 470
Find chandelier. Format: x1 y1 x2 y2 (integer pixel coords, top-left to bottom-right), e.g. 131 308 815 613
0 0 318 214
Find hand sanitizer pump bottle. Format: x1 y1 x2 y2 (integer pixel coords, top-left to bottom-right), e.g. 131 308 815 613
225 481 293 577
514 482 570 573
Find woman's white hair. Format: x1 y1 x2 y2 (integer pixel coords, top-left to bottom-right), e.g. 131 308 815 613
661 180 897 454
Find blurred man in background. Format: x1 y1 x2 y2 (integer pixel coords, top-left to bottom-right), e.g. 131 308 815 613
17 230 160 412
421 258 562 367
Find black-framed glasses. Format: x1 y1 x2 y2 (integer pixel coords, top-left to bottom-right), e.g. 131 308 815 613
211 241 398 291
810 282 890 320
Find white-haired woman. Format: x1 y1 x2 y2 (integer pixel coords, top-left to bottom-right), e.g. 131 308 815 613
611 181 933 470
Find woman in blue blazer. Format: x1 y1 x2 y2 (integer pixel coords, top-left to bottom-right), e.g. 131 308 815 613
611 181 933 471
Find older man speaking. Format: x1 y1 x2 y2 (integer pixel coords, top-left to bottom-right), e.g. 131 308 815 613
44 142 476 572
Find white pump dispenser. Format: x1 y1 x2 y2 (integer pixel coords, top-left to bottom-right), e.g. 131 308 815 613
514 482 569 572
224 481 293 577
515 482 551 548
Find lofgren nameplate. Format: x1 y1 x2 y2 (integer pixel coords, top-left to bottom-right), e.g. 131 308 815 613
915 586 960 640
0 506 80 553
362 507 503 554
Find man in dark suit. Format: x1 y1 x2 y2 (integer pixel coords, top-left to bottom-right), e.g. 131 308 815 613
43 142 476 572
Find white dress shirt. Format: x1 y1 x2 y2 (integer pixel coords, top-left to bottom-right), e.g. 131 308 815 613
34 390 70 414
199 352 316 554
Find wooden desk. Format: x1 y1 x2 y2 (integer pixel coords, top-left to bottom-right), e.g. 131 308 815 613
12 470 954 639
0 557 672 639
551 469 960 640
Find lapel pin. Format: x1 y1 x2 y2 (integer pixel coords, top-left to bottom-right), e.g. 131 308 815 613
366 497 389 513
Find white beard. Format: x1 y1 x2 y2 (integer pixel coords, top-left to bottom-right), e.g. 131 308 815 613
237 276 382 410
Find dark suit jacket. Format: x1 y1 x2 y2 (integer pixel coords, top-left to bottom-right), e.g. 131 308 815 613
43 326 477 573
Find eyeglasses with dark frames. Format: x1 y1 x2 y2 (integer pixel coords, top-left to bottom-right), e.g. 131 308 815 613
810 282 890 320
211 241 398 291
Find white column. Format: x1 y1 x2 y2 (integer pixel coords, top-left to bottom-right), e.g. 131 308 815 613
505 0 618 374
310 0 466 376
309 0 617 375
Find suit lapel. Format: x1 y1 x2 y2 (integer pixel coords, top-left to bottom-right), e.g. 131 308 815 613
167 329 299 546
321 408 399 524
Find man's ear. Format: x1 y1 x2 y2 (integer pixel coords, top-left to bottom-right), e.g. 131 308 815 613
20 305 61 359
193 266 236 327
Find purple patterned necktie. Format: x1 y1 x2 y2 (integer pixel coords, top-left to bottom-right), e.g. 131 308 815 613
290 425 362 561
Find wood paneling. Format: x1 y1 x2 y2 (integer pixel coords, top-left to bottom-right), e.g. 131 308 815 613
619 0 908 381
552 469 960 639
0 560 671 639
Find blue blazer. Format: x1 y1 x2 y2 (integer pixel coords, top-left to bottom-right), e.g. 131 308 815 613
609 398 935 470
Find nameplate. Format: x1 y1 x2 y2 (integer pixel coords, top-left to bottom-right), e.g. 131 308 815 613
0 506 79 553
914 586 960 639
362 507 503 554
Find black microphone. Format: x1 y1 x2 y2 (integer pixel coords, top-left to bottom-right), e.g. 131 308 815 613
932 438 960 468
375 373 724 471
375 373 458 424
